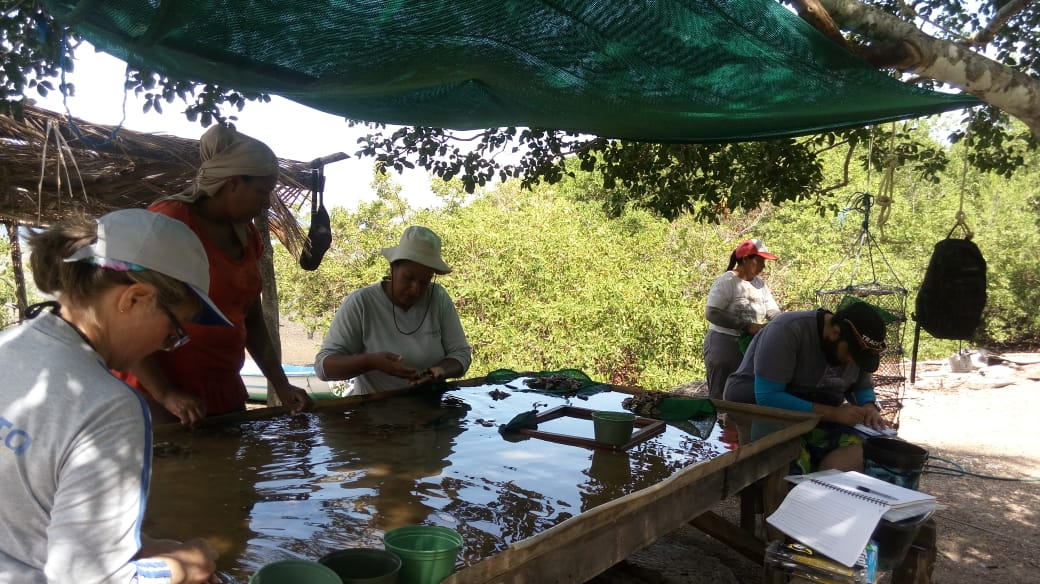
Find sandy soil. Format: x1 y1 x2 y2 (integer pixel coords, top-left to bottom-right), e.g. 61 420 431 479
887 352 1040 583
275 317 322 365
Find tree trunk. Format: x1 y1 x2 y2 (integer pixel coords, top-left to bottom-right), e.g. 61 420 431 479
817 0 1040 137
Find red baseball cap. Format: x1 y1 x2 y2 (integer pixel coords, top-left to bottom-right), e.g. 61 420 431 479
734 239 779 261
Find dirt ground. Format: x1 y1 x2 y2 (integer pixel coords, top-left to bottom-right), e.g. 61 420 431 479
275 320 1039 583
880 352 1040 583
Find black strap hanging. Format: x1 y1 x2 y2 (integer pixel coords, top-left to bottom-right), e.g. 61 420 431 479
299 153 346 271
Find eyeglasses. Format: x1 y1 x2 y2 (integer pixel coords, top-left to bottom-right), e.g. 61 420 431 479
844 319 886 353
158 303 191 351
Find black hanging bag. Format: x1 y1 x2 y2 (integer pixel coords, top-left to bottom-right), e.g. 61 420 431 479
915 236 987 339
299 154 346 271
909 223 987 381
298 195 331 271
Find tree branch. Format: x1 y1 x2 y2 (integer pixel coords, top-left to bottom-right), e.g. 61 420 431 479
817 0 1040 138
789 0 856 52
821 140 856 194
974 0 1033 46
858 38 921 69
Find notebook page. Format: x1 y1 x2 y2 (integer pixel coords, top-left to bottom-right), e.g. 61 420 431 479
853 423 898 437
766 479 889 567
818 471 935 508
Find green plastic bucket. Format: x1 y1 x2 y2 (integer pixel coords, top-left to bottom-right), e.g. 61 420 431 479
320 548 402 584
592 411 635 446
248 559 342 584
383 525 462 584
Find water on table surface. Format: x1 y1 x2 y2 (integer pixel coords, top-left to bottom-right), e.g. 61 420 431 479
145 379 768 581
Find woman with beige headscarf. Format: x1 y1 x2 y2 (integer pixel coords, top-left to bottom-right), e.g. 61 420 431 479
116 125 313 424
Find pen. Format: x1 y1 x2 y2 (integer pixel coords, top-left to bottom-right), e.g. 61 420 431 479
856 485 896 501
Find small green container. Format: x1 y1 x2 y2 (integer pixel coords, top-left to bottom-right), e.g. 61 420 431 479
320 548 402 584
248 559 342 584
592 411 635 446
383 525 462 584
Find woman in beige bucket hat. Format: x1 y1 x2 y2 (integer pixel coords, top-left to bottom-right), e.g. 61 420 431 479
315 226 472 395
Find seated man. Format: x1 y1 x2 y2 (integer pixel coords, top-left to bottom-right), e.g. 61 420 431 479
723 301 890 473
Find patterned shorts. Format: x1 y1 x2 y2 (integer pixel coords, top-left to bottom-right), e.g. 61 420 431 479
793 422 864 474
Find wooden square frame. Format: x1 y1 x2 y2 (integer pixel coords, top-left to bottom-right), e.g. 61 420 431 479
507 405 666 451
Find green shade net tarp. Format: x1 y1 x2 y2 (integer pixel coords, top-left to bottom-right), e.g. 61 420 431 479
42 0 980 142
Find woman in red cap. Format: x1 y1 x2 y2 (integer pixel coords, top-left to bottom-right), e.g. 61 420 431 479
703 239 781 399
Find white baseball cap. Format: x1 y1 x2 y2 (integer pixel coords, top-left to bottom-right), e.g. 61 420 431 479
64 209 232 326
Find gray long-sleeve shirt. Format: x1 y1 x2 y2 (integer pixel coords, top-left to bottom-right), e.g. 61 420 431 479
315 282 472 395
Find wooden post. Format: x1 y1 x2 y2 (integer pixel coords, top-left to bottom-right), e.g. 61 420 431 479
892 518 936 584
254 212 283 406
5 221 29 319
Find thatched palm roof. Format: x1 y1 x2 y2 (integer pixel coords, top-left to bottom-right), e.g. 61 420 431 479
0 105 314 257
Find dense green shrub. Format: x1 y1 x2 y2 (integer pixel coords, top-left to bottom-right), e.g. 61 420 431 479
274 143 1040 389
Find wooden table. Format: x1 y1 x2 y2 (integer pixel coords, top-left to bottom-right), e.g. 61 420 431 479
151 376 817 583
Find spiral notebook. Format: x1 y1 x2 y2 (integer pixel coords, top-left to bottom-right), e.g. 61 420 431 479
767 471 935 567
852 422 898 437
813 470 937 521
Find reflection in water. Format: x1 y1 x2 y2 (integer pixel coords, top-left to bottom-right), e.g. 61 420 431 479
584 449 631 504
147 382 753 580
318 392 468 543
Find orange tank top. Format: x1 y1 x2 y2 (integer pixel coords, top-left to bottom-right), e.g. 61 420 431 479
116 201 263 415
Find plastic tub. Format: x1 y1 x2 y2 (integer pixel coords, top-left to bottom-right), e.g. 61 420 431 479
247 559 342 584
872 512 934 571
383 525 462 584
863 436 929 490
320 548 402 584
592 411 635 446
